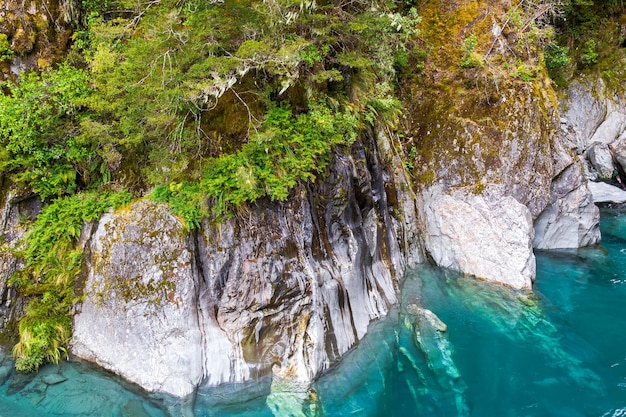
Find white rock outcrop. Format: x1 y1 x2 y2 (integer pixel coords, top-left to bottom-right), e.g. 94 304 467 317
587 181 626 204
533 164 600 249
72 201 204 398
421 186 535 290
71 131 416 398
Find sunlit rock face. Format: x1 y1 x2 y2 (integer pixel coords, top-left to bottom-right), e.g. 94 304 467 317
533 163 600 249
562 77 626 181
71 131 421 397
410 78 600 285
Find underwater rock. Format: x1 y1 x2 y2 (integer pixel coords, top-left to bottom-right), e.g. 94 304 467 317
403 305 469 417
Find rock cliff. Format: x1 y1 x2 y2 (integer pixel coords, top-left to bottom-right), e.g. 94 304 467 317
71 131 421 398
1 74 616 397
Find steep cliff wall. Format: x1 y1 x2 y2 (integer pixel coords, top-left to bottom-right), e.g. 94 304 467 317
399 0 602 288
71 130 422 398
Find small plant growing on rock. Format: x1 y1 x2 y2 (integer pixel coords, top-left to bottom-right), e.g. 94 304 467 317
581 39 598 66
460 34 483 69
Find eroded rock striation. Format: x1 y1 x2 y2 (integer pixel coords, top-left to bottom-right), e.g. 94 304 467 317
71 131 421 398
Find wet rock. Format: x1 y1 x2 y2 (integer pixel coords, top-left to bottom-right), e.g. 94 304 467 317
6 371 35 396
41 373 67 386
405 305 468 416
196 131 406 387
121 399 152 417
421 186 535 289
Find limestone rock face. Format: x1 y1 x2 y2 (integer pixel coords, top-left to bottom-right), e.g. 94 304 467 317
71 200 203 398
562 78 612 153
71 131 418 397
410 79 599 287
586 142 614 180
561 78 626 181
421 186 535 290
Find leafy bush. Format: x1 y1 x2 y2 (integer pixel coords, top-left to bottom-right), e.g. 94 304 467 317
581 39 598 66
153 100 360 222
460 34 483 69
0 64 96 199
0 34 14 61
545 44 571 70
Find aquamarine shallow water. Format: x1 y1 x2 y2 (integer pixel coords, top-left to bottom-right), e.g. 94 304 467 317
2 208 626 417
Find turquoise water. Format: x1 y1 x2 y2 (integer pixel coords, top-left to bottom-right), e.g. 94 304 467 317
2 209 626 416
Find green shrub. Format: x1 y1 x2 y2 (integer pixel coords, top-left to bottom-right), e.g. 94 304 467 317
0 64 96 199
0 34 14 61
545 44 571 71
581 39 598 66
460 34 483 69
153 100 360 222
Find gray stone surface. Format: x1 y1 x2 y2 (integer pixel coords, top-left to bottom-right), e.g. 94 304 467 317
72 131 417 397
533 164 600 249
562 79 608 152
421 186 535 290
72 200 204 398
587 181 626 204
590 111 626 145
586 142 615 180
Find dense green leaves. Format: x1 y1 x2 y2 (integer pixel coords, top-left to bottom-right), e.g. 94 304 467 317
153 101 360 222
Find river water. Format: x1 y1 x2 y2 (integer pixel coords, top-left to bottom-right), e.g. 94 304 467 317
1 208 626 417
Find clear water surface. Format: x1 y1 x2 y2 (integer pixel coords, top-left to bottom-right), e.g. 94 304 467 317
1 208 626 417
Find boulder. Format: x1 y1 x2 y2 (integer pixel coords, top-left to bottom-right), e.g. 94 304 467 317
421 186 535 290
589 111 626 145
72 200 204 398
587 181 626 204
586 142 615 180
561 79 608 151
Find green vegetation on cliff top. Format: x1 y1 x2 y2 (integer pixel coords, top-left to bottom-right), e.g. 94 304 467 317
0 0 624 371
